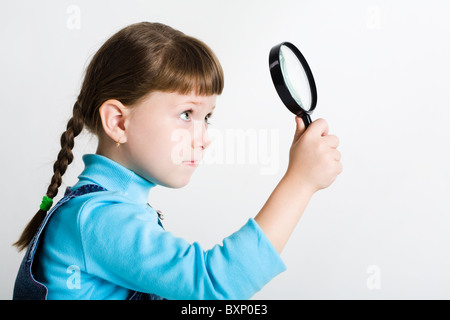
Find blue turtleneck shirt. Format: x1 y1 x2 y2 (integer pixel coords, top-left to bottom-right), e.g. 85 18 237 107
34 154 286 299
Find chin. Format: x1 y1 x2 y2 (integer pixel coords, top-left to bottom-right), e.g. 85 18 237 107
166 181 190 189
160 176 191 189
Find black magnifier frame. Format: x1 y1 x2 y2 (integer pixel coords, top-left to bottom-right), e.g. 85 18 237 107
269 41 317 128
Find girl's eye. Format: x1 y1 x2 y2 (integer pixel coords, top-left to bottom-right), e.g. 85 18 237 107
179 110 213 125
179 111 191 121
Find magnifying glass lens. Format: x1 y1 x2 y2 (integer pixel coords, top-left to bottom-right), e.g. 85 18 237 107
279 45 312 111
269 41 317 128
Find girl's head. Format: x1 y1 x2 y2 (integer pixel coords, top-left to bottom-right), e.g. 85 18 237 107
15 22 224 251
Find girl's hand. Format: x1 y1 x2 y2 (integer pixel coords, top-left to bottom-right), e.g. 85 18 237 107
285 117 342 194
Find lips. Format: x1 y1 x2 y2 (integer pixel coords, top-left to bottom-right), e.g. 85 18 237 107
182 160 199 165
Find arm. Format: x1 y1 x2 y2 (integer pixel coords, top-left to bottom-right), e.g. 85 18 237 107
255 117 342 253
81 198 285 300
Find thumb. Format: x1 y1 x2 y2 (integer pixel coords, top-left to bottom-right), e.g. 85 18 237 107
293 116 306 143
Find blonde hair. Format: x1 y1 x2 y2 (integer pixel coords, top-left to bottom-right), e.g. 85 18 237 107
15 22 224 251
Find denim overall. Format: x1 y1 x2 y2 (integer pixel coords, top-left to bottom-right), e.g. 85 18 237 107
13 184 165 300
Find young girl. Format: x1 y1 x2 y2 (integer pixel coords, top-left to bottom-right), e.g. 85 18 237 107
13 22 342 300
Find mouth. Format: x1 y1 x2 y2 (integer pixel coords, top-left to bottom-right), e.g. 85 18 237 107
182 160 200 166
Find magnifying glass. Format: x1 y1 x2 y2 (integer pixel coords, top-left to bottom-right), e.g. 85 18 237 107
269 42 317 129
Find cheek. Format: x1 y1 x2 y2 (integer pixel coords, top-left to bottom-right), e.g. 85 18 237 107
128 120 182 164
168 127 194 164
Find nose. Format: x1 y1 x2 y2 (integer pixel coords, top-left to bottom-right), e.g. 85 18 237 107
192 120 211 151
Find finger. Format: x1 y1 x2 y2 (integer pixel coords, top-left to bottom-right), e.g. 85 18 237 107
293 116 306 143
323 134 340 149
332 149 341 162
309 118 329 137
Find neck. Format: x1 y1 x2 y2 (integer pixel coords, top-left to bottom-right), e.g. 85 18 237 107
77 154 157 205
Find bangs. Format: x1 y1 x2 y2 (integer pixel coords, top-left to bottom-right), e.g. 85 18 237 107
153 36 224 96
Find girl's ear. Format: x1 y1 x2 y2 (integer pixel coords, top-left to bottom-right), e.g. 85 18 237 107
98 99 129 144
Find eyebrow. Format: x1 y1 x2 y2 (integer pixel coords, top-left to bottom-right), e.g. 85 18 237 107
181 102 215 112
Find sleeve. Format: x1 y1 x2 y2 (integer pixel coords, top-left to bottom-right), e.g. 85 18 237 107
79 200 286 300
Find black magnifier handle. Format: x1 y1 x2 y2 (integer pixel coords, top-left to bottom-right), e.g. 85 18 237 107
301 113 312 129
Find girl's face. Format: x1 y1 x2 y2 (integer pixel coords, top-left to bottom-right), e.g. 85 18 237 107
123 91 217 188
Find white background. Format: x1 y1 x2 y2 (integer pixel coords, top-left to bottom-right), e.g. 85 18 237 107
1 0 449 299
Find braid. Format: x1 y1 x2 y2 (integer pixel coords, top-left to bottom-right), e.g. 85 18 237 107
46 103 84 199
14 101 84 251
